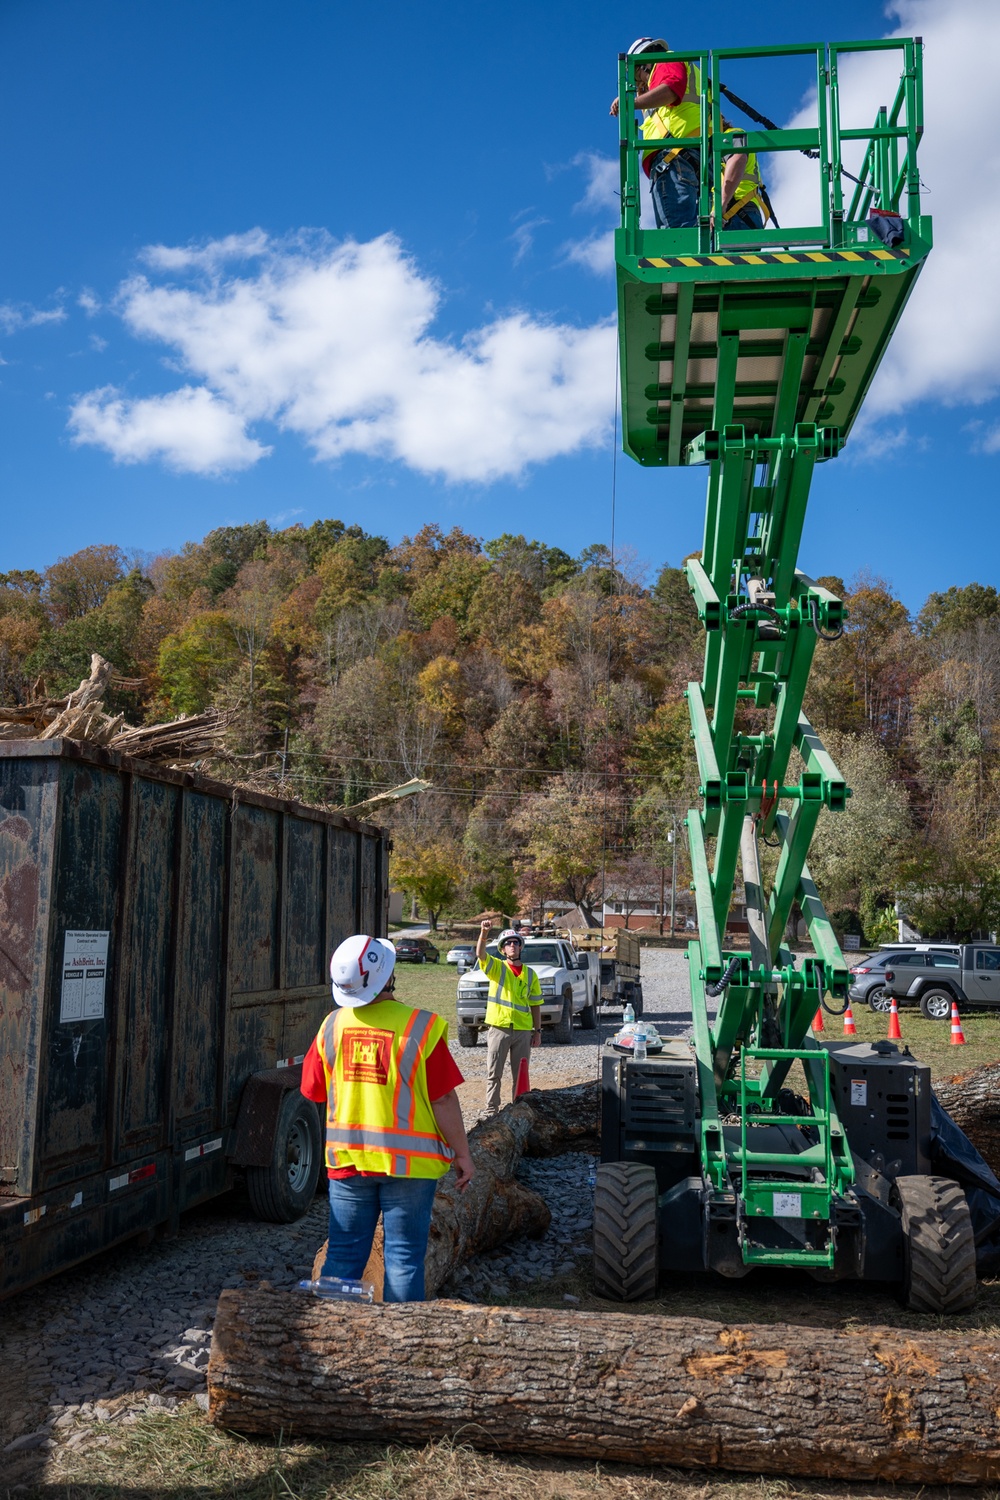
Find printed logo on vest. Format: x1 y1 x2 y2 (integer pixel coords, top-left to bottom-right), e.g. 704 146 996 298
342 1026 394 1085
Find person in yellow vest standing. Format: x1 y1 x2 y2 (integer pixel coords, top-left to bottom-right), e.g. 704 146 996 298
610 38 702 230
300 934 474 1302
476 918 542 1116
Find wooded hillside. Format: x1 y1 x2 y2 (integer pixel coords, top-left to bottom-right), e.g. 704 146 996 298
3 521 998 938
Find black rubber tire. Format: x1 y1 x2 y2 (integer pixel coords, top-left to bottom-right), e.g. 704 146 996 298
246 1091 322 1224
552 990 574 1044
867 985 891 1013
919 988 954 1022
593 1162 659 1301
580 996 597 1031
632 985 644 1019
431 952 440 963
457 1023 479 1048
895 1174 977 1313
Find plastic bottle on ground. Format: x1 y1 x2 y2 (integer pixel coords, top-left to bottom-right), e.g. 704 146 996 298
298 1276 375 1303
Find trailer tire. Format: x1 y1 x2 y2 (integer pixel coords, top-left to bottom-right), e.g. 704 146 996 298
632 985 644 1018
919 988 954 1021
895 1174 977 1314
580 994 597 1030
457 1024 479 1047
552 990 574 1045
245 1090 322 1224
593 1162 659 1301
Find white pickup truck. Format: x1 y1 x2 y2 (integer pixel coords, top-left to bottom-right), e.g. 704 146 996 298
455 937 599 1047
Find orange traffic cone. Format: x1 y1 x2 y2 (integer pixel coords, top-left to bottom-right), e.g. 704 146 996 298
514 1056 531 1097
843 1003 857 1036
812 1007 824 1033
950 1000 966 1046
887 996 902 1040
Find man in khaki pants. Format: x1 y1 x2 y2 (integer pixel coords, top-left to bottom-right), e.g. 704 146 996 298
475 919 542 1115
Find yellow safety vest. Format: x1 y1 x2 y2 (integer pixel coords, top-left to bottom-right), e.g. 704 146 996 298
481 953 542 1031
641 60 702 173
316 998 454 1178
721 145 769 224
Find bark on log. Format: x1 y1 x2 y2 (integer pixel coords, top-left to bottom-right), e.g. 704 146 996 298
209 1294 1000 1485
935 1060 1000 1180
310 1081 599 1297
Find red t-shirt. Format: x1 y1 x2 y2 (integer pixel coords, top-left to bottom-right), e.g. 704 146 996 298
506 963 524 977
642 60 691 176
300 1029 464 1179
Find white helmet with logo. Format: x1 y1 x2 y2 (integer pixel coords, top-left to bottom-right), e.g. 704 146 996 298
626 36 669 56
497 928 524 949
329 934 396 1007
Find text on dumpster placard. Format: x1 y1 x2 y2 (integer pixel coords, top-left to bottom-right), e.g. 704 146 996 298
59 930 110 1023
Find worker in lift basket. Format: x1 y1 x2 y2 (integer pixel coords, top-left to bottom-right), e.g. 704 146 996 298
610 37 703 229
300 934 474 1302
476 918 542 1116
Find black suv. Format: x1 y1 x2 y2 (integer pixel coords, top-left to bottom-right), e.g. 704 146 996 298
395 937 440 964
848 945 960 1012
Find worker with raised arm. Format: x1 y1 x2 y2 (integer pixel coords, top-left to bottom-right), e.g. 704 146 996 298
300 934 474 1302
476 918 542 1116
610 37 702 229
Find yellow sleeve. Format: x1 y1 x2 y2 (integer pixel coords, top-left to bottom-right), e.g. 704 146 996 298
481 952 503 982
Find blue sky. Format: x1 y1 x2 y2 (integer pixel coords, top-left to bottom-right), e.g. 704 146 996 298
1 0 997 612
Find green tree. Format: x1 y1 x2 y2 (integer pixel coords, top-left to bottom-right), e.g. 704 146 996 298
806 731 911 914
392 840 464 930
917 582 1000 638
511 774 608 922
157 612 240 714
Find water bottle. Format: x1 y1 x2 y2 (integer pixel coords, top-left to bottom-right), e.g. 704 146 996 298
623 1001 635 1025
632 1029 647 1062
297 1276 374 1303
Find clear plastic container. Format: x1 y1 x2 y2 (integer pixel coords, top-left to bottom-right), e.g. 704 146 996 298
297 1276 375 1303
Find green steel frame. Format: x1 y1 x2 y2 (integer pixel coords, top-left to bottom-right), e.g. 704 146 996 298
615 39 930 1269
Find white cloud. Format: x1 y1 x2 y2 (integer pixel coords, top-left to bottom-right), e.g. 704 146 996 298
0 302 66 333
768 0 1000 420
563 230 616 276
68 385 269 475
78 289 100 316
572 153 619 215
70 231 616 482
141 229 271 272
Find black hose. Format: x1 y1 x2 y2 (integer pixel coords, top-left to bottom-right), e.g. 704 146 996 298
729 601 782 625
806 596 844 641
706 955 742 997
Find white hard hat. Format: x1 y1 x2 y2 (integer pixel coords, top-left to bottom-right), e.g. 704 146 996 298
329 934 396 1007
627 37 669 56
497 928 524 948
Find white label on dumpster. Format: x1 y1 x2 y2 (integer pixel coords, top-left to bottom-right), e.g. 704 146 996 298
59 931 109 1022
851 1079 868 1107
772 1192 802 1218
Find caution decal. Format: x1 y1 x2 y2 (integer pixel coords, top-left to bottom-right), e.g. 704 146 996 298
637 247 911 270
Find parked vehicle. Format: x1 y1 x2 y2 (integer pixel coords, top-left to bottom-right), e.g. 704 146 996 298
849 944 960 1012
395 937 440 964
456 937 595 1046
446 943 475 965
0 739 388 1300
883 943 1000 1019
569 929 642 1014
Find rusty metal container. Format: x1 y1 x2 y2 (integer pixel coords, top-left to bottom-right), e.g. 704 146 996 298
0 739 388 1297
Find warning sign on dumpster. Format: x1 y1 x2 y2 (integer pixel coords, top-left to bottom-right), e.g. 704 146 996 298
59 931 110 1023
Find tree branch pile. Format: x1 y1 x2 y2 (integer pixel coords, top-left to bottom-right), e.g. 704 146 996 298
0 653 230 765
208 1295 1000 1484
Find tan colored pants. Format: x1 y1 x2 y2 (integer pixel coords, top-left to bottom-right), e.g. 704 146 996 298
485 1026 533 1115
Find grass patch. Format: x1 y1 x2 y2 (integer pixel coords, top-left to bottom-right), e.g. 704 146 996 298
391 956 459 1033
835 997 998 1080
37 1401 991 1500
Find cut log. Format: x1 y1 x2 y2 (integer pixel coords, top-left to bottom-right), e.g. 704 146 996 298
935 1060 1000 1180
208 1294 1000 1484
310 1081 599 1297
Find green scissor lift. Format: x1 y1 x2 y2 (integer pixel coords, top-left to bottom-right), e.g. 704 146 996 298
595 39 978 1312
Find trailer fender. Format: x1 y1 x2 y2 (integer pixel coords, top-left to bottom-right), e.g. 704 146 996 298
229 1067 312 1168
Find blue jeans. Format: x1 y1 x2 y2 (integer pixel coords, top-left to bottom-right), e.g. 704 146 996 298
649 150 699 229
322 1175 439 1302
725 201 764 232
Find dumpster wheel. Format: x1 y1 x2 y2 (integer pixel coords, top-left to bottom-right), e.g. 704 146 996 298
593 1162 659 1301
895 1174 977 1314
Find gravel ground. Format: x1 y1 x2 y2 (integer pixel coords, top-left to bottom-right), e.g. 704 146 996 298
0 949 693 1474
